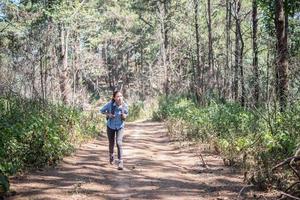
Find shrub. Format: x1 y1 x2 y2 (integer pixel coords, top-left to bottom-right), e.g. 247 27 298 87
0 97 104 176
154 95 300 186
126 101 144 122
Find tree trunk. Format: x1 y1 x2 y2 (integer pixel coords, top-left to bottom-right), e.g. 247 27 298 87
140 45 144 99
237 11 245 107
274 0 288 111
158 0 170 96
207 0 215 92
194 0 202 104
164 0 170 97
233 1 240 102
72 33 80 106
58 23 70 105
252 0 259 107
224 0 231 99
266 41 271 107
39 48 45 101
229 2 234 100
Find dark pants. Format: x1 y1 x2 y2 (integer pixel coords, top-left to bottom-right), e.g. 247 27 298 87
107 126 124 160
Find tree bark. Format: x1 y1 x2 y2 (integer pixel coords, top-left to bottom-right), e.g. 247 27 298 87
234 0 245 107
194 0 202 104
58 23 70 105
39 47 45 101
237 13 245 107
224 0 231 99
252 0 259 107
164 0 170 97
158 0 170 96
207 0 215 92
274 0 288 111
233 0 240 102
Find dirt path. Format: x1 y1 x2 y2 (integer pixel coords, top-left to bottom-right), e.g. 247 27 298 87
8 121 267 200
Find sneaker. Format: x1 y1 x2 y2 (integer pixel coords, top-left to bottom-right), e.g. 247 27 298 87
118 160 123 170
109 155 114 165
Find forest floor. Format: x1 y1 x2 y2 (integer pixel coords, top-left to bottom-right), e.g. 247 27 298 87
7 121 278 200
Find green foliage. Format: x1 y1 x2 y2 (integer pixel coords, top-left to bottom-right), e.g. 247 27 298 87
126 101 144 122
155 95 300 174
0 172 9 195
0 97 104 176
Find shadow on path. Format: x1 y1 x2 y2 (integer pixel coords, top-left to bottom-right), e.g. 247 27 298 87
8 121 247 200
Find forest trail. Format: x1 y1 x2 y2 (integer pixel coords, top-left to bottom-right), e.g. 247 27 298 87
8 121 269 200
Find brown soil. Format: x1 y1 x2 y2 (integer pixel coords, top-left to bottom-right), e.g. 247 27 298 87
7 121 277 200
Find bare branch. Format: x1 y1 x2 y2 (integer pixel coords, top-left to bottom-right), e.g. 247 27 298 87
272 156 300 171
278 191 300 200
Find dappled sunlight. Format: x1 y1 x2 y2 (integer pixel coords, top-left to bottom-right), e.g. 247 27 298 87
8 121 273 200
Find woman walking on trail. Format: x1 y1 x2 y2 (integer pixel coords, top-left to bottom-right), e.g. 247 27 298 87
100 91 128 170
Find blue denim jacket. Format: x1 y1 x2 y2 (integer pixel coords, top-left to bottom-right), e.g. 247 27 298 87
100 100 129 130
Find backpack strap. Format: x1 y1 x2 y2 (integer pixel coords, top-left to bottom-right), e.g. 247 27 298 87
111 101 115 115
106 100 115 120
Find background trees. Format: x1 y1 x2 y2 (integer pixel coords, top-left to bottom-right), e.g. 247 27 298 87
1 0 298 108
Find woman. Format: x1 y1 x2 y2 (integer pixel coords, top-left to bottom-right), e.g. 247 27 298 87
100 91 128 170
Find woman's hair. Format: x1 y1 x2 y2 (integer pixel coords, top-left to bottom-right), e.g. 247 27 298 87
111 90 121 102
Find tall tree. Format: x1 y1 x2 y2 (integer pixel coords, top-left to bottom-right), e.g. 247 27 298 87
274 0 288 111
157 0 171 96
207 0 215 92
233 0 245 106
58 23 70 104
225 0 232 99
252 0 259 107
233 0 240 102
193 0 202 104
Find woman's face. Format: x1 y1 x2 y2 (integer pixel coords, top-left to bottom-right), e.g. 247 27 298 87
114 92 123 105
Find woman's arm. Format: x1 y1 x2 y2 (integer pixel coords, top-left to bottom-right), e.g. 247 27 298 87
100 101 115 119
121 103 129 120
100 102 110 114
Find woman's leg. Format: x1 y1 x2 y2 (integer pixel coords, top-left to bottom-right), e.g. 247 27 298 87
107 127 116 163
116 128 124 161
116 128 124 169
